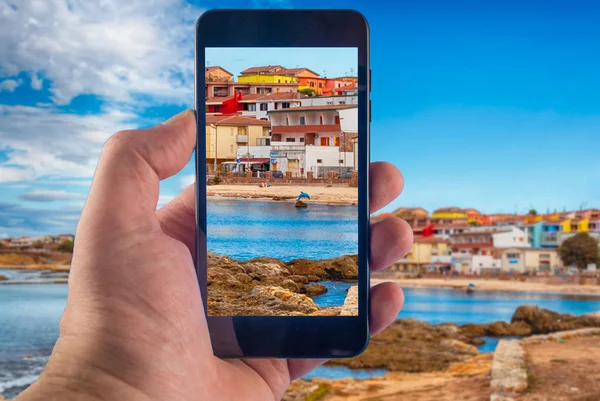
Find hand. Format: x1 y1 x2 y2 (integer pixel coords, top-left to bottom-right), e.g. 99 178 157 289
16 110 413 401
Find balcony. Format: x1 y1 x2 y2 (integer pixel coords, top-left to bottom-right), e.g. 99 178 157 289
236 135 249 143
241 110 257 117
271 124 340 134
541 232 558 246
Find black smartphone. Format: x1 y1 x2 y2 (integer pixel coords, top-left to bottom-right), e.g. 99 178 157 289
194 9 370 358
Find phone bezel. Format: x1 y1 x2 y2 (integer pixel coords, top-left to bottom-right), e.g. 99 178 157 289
195 9 370 358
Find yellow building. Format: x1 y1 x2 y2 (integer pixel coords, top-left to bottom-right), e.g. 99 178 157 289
238 74 299 84
391 237 451 273
560 219 571 233
205 115 270 171
432 207 468 219
569 218 589 233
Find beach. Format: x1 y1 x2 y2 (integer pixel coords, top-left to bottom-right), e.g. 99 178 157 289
206 184 358 205
372 276 600 296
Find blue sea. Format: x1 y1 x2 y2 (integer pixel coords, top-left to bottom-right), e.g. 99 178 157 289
207 198 358 261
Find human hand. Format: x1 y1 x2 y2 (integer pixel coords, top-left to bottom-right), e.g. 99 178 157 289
16 110 413 401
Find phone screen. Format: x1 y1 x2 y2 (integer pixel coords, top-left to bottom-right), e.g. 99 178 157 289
205 47 359 317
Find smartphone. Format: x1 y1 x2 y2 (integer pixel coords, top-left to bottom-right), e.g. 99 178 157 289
195 9 370 358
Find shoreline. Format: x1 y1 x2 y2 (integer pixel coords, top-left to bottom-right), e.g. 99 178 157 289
207 184 358 206
372 277 600 297
0 265 70 272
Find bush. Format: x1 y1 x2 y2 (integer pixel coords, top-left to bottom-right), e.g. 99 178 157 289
58 240 74 253
213 176 221 185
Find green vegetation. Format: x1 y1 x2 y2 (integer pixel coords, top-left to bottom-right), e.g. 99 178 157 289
528 209 538 216
299 88 316 97
304 384 329 401
559 233 599 270
58 240 74 253
213 176 221 185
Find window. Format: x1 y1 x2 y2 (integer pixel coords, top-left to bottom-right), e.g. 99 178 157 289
317 159 322 163
339 159 344 164
278 79 281 83
338 83 341 87
282 102 290 108
213 87 218 95
286 117 289 126
318 83 323 88
260 103 268 111
256 138 270 146
320 116 323 125
540 254 550 260
338 101 345 105
248 104 256 111
507 253 520 259
286 138 295 142
213 106 220 112
299 138 304 142
300 116 306 125
309 82 315 88
326 101 333 105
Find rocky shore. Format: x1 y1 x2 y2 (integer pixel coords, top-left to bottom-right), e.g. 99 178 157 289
284 306 600 400
207 252 358 316
325 305 600 372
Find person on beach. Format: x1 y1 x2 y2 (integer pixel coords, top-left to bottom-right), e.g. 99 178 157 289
14 110 413 401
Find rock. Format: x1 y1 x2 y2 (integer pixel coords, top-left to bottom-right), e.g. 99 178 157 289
511 305 600 334
295 200 307 208
0 274 7 281
440 339 479 356
327 319 478 372
490 340 528 396
287 255 358 280
471 338 486 346
305 283 327 296
340 285 358 316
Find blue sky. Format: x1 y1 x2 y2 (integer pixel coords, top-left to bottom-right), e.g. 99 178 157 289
1 0 599 237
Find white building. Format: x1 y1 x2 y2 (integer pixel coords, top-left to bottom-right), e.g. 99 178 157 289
240 93 305 120
268 105 358 177
301 95 358 108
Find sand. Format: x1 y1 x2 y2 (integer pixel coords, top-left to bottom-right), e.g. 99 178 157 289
371 277 600 296
206 184 358 205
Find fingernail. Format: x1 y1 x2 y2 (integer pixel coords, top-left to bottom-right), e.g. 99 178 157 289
163 110 191 125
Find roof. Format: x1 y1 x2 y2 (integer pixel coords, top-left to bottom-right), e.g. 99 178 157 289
451 231 499 236
206 115 270 126
205 66 233 76
433 224 470 229
268 104 358 113
240 65 284 75
433 207 464 213
414 236 450 244
279 67 320 76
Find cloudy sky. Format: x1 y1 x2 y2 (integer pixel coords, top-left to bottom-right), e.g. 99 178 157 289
1 0 600 237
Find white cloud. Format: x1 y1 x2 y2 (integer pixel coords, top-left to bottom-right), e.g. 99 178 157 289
0 0 201 105
0 79 19 92
157 194 175 208
179 174 195 189
20 189 86 202
0 104 137 183
30 72 43 90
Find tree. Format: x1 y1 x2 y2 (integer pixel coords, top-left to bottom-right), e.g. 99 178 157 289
58 240 74 253
299 88 316 97
559 233 599 270
528 209 537 216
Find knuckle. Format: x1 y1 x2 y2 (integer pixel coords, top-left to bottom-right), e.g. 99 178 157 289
102 129 136 155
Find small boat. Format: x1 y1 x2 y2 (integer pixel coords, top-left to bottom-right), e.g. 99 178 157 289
466 283 475 294
295 200 308 208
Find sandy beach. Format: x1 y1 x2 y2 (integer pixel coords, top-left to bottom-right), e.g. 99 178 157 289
206 184 358 205
372 277 600 296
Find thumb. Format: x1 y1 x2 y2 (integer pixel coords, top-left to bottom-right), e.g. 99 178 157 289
80 110 196 236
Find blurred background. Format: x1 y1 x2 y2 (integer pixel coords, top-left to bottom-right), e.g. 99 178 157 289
1 1 600 400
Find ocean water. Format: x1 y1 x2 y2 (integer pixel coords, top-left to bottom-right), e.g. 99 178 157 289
207 198 358 261
312 280 355 308
2 279 600 393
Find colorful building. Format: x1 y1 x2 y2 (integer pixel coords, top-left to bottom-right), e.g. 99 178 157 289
500 248 563 274
206 81 299 98
238 65 300 84
205 66 234 82
524 220 545 248
391 237 451 273
205 115 270 173
432 207 468 220
268 105 357 176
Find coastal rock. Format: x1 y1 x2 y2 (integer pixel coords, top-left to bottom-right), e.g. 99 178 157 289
327 319 479 372
0 274 7 281
247 286 320 315
287 255 358 280
305 283 327 296
511 305 600 334
461 321 532 338
340 285 358 316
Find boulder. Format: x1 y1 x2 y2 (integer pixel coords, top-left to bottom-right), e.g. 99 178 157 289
305 283 328 296
511 305 600 334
